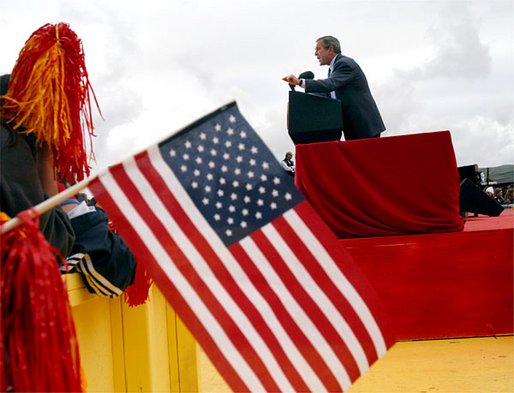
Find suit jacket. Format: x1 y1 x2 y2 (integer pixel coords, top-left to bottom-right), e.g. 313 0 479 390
304 54 385 140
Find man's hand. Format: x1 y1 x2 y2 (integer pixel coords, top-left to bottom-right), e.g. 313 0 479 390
282 74 301 86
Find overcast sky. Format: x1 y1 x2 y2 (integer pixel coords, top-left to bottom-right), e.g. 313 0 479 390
1 0 513 172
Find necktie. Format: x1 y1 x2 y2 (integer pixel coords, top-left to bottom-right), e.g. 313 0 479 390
328 68 336 98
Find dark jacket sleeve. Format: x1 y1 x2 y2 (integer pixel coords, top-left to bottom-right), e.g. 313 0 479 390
67 207 136 296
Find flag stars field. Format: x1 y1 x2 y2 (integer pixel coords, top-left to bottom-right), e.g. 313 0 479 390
163 110 307 245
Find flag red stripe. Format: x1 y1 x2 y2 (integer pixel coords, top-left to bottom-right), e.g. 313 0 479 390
229 241 342 392
272 213 377 368
294 203 395 349
252 225 362 382
135 151 311 392
88 174 250 392
107 161 280 392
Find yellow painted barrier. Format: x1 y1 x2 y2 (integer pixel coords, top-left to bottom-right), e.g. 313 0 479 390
67 274 513 392
67 273 123 392
66 274 200 392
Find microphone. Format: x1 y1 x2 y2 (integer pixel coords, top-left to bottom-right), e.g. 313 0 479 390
298 71 314 80
290 71 315 91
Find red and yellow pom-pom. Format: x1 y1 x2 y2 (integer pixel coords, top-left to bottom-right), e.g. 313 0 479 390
1 22 100 182
0 210 83 392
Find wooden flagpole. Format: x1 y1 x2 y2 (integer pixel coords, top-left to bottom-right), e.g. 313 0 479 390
1 177 92 235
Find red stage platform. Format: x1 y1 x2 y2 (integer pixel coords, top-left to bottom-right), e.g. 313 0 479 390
295 132 512 340
340 209 514 340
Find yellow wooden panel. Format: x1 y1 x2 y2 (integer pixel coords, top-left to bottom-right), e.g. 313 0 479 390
120 298 151 391
71 296 116 392
166 303 228 393
147 287 172 391
109 298 127 392
121 284 172 392
166 306 181 393
195 346 231 393
175 314 200 393
63 273 96 306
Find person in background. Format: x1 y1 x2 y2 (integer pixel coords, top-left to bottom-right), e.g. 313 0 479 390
58 188 136 297
281 151 295 176
504 186 513 205
1 22 99 258
0 74 75 256
1 26 135 296
282 35 385 140
485 186 495 198
493 188 506 205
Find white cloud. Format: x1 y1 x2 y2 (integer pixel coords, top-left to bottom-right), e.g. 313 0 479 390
396 2 491 81
452 116 514 167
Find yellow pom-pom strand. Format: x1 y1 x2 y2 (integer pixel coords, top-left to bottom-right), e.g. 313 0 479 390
0 23 101 182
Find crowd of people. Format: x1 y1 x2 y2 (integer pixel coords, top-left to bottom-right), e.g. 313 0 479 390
485 185 514 205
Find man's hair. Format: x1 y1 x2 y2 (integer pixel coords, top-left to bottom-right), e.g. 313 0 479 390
317 36 341 54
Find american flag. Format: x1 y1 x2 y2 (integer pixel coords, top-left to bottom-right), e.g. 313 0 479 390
88 102 394 392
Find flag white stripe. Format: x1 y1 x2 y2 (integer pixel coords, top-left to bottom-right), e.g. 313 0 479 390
147 145 327 392
98 169 266 392
122 157 295 392
284 209 388 356
262 224 369 374
240 235 352 391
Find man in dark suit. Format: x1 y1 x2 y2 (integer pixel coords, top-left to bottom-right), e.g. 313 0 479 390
283 35 385 140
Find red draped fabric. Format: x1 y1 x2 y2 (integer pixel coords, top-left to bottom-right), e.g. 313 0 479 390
295 131 464 238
